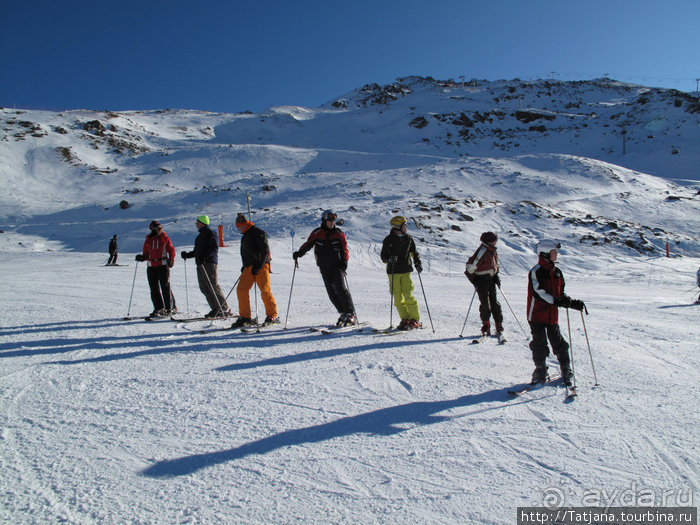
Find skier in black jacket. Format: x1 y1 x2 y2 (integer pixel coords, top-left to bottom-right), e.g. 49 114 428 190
107 235 118 265
231 213 278 328
380 216 422 330
293 209 356 326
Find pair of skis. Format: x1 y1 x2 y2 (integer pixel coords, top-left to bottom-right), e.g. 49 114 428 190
310 322 367 335
470 332 506 345
199 319 281 334
508 375 578 400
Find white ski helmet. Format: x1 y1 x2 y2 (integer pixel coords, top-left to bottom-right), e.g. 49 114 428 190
536 239 561 256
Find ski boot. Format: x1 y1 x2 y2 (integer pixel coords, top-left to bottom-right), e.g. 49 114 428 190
231 317 255 328
560 363 574 386
481 322 491 336
530 365 549 385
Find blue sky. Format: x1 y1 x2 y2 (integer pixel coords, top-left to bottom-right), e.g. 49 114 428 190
1 0 698 114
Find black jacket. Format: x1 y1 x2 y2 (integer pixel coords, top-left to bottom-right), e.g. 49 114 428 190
381 229 421 274
192 226 219 265
240 225 270 270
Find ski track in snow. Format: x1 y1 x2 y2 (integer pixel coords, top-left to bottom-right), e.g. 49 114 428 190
1 250 698 524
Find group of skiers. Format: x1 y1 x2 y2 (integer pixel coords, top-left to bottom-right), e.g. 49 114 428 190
121 211 593 386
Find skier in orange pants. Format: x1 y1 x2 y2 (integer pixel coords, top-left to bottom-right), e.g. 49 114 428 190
231 213 278 328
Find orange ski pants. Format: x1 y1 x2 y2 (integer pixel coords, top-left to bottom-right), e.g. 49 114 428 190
237 263 277 319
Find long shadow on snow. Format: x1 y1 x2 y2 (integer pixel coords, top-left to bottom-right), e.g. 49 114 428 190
216 336 463 372
3 328 228 360
141 384 515 478
0 317 149 338
55 327 321 365
658 303 699 309
15 326 320 363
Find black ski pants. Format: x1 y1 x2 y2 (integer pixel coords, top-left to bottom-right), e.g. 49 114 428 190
474 275 503 324
319 265 355 315
147 265 174 311
196 262 228 313
107 251 118 265
528 321 570 367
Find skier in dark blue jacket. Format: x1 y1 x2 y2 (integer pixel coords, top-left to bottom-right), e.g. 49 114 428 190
181 215 230 318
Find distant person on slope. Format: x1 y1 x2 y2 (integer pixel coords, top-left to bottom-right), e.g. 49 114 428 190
696 267 700 304
380 216 422 330
526 240 585 386
293 209 357 326
135 221 176 317
231 213 278 328
107 234 118 265
181 215 230 318
465 231 504 336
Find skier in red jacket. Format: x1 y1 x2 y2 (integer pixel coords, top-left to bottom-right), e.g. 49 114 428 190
526 240 584 385
465 231 503 336
136 220 176 317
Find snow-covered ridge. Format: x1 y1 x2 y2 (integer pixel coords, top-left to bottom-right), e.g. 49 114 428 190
0 76 698 260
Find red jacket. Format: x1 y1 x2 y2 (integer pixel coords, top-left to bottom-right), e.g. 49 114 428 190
466 243 499 277
527 255 565 324
142 231 175 267
297 226 349 267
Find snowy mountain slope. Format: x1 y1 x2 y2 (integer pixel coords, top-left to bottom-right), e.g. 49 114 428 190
1 76 698 261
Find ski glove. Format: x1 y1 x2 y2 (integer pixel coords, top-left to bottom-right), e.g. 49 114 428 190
569 299 586 311
167 259 174 268
493 274 501 287
292 251 300 260
555 295 571 308
415 262 423 273
135 254 145 262
181 251 193 260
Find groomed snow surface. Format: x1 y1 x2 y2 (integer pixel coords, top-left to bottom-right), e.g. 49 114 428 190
1 241 698 524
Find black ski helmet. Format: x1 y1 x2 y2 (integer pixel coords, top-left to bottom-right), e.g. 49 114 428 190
321 210 337 223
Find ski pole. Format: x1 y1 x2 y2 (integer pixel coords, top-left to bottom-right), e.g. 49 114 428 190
253 279 260 331
566 309 577 388
125 260 139 320
183 258 190 315
416 271 435 332
388 261 396 329
459 287 477 338
284 260 298 328
580 310 599 386
223 275 241 305
343 272 360 326
200 263 225 317
497 284 527 338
